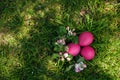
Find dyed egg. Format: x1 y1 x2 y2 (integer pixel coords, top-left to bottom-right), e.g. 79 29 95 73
80 46 95 60
67 43 81 56
79 31 94 46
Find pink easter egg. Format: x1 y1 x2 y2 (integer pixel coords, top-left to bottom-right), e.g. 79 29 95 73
79 31 94 46
67 43 81 56
80 46 95 60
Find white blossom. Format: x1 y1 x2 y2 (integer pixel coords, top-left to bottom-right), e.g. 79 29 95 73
66 57 71 61
75 68 80 72
83 64 87 68
56 38 66 45
68 30 73 36
74 62 87 72
63 53 68 58
75 63 80 72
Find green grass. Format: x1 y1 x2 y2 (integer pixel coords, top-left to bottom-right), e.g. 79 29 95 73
0 0 120 80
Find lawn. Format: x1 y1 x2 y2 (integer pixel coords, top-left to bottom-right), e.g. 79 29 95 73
0 0 120 80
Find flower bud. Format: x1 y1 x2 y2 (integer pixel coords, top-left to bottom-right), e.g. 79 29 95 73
59 52 63 55
61 57 65 61
73 32 76 36
65 46 69 52
66 26 70 30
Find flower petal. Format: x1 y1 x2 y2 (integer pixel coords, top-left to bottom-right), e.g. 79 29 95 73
75 68 80 72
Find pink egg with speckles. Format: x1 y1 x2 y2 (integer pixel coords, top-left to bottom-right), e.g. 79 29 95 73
79 31 94 46
80 46 95 60
67 43 81 56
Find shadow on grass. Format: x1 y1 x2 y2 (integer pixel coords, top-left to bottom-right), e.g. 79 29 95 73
0 0 118 80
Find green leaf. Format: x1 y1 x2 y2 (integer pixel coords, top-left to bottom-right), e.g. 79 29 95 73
52 54 60 59
68 55 73 60
54 46 60 52
72 36 78 44
65 64 74 72
66 35 74 42
77 57 84 63
66 36 78 44
54 44 65 52
58 26 67 36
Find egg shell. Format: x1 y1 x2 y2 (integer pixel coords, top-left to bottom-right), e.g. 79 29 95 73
67 43 81 56
80 46 95 60
79 31 94 46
